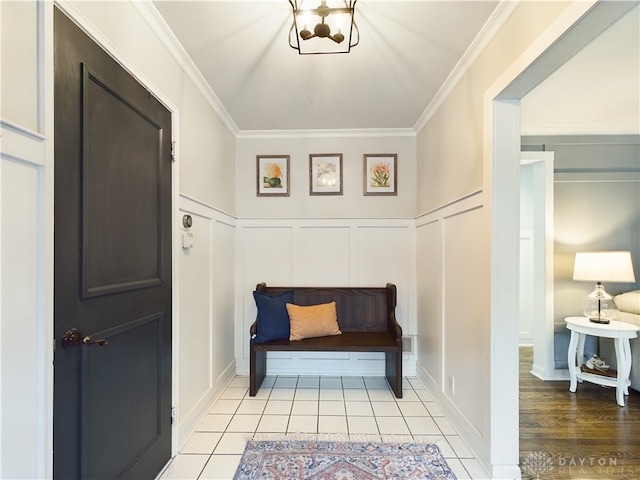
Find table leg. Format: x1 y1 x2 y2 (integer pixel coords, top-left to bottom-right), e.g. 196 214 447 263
568 330 579 393
621 338 632 395
576 333 586 373
614 337 631 406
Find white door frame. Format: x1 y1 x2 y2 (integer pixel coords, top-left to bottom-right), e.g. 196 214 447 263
487 1 637 477
520 152 560 380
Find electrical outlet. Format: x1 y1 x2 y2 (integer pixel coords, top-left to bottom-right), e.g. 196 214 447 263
448 373 455 395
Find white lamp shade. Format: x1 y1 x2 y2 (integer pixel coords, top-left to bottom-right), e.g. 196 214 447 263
573 251 636 283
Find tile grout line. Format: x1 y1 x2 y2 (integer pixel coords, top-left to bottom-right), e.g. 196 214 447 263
174 376 474 480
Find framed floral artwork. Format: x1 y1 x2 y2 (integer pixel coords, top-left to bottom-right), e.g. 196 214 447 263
257 155 290 197
309 153 343 196
364 154 397 196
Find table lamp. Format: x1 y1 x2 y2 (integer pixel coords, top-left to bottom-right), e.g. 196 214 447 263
573 251 636 323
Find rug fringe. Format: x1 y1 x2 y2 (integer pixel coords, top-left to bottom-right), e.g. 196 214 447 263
250 432 446 447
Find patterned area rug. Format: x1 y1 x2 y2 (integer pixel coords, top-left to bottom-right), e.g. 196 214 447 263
233 440 458 479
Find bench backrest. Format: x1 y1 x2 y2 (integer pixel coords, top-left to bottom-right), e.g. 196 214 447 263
257 284 392 333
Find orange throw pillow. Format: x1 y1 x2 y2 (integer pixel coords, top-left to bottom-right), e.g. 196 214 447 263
286 302 342 341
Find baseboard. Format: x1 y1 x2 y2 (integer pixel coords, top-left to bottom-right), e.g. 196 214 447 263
176 360 236 451
530 365 570 381
415 361 496 480
236 353 417 378
492 465 523 479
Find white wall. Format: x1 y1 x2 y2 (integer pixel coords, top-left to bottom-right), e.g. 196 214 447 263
1 1 53 477
3 0 635 478
414 1 582 476
0 1 40 132
177 196 236 446
234 133 418 377
236 218 417 377
66 1 237 211
0 124 50 480
521 4 639 136
235 133 417 218
0 0 239 475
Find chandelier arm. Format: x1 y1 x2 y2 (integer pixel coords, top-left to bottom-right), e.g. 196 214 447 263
289 0 358 54
350 21 360 47
288 20 299 50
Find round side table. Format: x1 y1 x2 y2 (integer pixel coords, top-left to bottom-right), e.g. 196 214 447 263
565 316 639 407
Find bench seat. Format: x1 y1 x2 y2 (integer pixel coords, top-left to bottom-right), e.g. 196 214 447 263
251 331 400 352
249 283 403 398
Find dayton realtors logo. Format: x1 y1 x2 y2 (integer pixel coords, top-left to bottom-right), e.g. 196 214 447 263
522 452 638 479
522 451 554 478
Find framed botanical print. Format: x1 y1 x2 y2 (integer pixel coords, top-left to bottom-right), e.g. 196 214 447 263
256 155 290 197
363 154 397 196
309 153 343 196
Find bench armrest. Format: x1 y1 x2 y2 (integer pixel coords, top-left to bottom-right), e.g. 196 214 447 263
250 282 267 336
386 283 402 340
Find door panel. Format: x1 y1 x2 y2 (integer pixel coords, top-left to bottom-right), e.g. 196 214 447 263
84 314 165 478
82 65 163 298
54 8 172 479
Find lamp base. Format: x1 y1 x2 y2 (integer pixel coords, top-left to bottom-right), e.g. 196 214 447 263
582 283 617 325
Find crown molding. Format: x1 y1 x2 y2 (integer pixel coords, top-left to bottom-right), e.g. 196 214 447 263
521 126 640 136
413 1 519 133
236 128 416 140
132 1 239 137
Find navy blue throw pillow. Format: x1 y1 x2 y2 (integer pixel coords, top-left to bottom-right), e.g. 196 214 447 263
252 290 294 343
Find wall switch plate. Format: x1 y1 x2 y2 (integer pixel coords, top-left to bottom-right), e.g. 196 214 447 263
182 232 194 249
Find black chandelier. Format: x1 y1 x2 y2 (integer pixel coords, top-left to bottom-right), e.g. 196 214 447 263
288 0 359 54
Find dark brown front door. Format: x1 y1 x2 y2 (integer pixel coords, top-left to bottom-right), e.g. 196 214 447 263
54 9 172 479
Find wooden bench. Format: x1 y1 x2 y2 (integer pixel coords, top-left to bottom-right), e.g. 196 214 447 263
249 283 403 398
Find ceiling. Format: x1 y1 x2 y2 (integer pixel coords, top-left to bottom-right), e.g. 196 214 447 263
521 3 639 135
152 0 499 132
152 1 639 135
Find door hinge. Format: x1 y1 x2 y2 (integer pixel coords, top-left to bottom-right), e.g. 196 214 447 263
171 141 176 161
171 406 177 425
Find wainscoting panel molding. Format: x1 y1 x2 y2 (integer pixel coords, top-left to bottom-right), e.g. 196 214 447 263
237 219 416 377
415 190 488 471
0 121 49 479
176 195 237 449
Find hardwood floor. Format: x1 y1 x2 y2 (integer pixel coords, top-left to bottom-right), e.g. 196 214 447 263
519 347 640 480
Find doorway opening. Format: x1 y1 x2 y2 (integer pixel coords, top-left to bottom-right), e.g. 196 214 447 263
490 1 638 474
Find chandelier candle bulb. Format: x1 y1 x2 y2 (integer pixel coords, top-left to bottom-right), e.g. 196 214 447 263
289 0 359 54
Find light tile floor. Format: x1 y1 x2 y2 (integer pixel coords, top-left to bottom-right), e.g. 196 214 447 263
158 376 486 479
